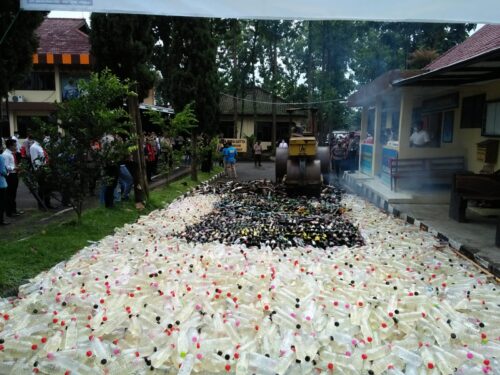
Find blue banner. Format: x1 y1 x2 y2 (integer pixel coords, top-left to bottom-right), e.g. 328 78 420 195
360 144 373 175
381 147 398 186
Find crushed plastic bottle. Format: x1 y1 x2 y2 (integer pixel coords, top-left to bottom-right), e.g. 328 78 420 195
0 190 496 374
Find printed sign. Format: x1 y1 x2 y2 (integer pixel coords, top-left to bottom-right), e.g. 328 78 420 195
381 147 398 186
223 139 247 153
60 74 88 101
360 143 373 175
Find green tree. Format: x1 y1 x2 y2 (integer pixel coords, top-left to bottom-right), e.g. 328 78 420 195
154 17 219 181
215 20 258 138
25 71 135 223
297 21 356 136
90 14 156 101
0 2 45 135
258 20 289 149
90 13 156 201
351 22 475 84
407 48 440 69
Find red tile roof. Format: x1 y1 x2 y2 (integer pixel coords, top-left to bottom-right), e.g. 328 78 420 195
36 18 90 55
425 25 500 71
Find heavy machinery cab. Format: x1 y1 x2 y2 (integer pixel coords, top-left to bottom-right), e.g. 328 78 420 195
276 132 331 196
288 135 317 158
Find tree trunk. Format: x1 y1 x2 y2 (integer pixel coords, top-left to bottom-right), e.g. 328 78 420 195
4 94 12 137
306 21 314 129
76 200 83 224
251 22 259 137
127 94 148 205
239 91 245 138
232 21 239 139
0 96 4 139
271 37 277 151
190 132 198 181
232 95 238 138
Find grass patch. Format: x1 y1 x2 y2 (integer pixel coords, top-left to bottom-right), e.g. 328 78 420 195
0 168 221 296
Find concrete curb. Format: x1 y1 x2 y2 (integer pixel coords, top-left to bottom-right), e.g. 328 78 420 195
343 174 500 278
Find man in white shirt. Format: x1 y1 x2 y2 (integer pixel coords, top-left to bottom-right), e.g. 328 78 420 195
2 139 23 217
30 140 46 170
278 139 288 148
11 133 21 153
22 135 32 161
410 121 430 147
29 139 53 209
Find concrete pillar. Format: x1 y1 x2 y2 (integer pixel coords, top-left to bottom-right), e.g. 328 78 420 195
359 107 369 171
54 65 61 103
9 111 15 136
372 96 383 176
360 107 368 141
397 90 415 159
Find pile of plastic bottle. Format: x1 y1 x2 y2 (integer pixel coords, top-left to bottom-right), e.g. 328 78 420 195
180 181 364 249
0 191 498 374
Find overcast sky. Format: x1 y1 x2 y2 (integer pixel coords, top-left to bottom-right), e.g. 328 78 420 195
49 11 90 22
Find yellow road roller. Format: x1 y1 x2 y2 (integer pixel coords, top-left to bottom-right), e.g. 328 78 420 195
275 132 331 195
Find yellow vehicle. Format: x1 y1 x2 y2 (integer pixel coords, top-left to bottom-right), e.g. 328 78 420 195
275 132 331 195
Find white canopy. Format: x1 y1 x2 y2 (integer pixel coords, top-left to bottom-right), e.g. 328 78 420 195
20 0 500 24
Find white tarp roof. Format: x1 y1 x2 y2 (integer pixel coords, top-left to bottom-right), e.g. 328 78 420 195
20 0 500 24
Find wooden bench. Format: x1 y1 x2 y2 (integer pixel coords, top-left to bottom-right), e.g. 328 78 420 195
389 156 466 192
449 173 500 247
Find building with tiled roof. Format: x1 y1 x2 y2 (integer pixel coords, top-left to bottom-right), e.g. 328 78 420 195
425 25 500 72
5 18 92 137
36 18 91 56
219 87 307 150
348 25 500 193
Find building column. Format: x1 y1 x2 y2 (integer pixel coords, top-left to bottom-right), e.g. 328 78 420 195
372 96 383 176
54 65 62 103
9 111 15 136
360 107 368 141
359 106 369 172
397 90 414 159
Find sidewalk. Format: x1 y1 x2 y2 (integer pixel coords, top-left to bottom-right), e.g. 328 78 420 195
341 171 500 277
391 202 499 275
1 166 190 243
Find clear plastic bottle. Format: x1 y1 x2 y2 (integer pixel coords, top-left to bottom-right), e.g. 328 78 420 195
247 352 279 375
366 344 389 361
64 320 78 350
393 345 422 368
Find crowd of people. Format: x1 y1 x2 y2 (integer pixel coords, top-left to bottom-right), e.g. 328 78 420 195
0 131 198 225
0 133 45 225
0 128 361 224
217 140 238 178
329 131 360 179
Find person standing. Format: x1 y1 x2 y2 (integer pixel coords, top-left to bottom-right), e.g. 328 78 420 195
217 140 225 168
223 141 238 178
144 135 156 182
21 134 32 163
2 139 23 217
0 143 8 225
11 133 22 161
410 121 430 147
253 141 263 167
118 157 134 201
278 139 288 148
152 132 161 175
331 141 346 179
100 134 120 208
30 138 53 209
346 132 359 172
